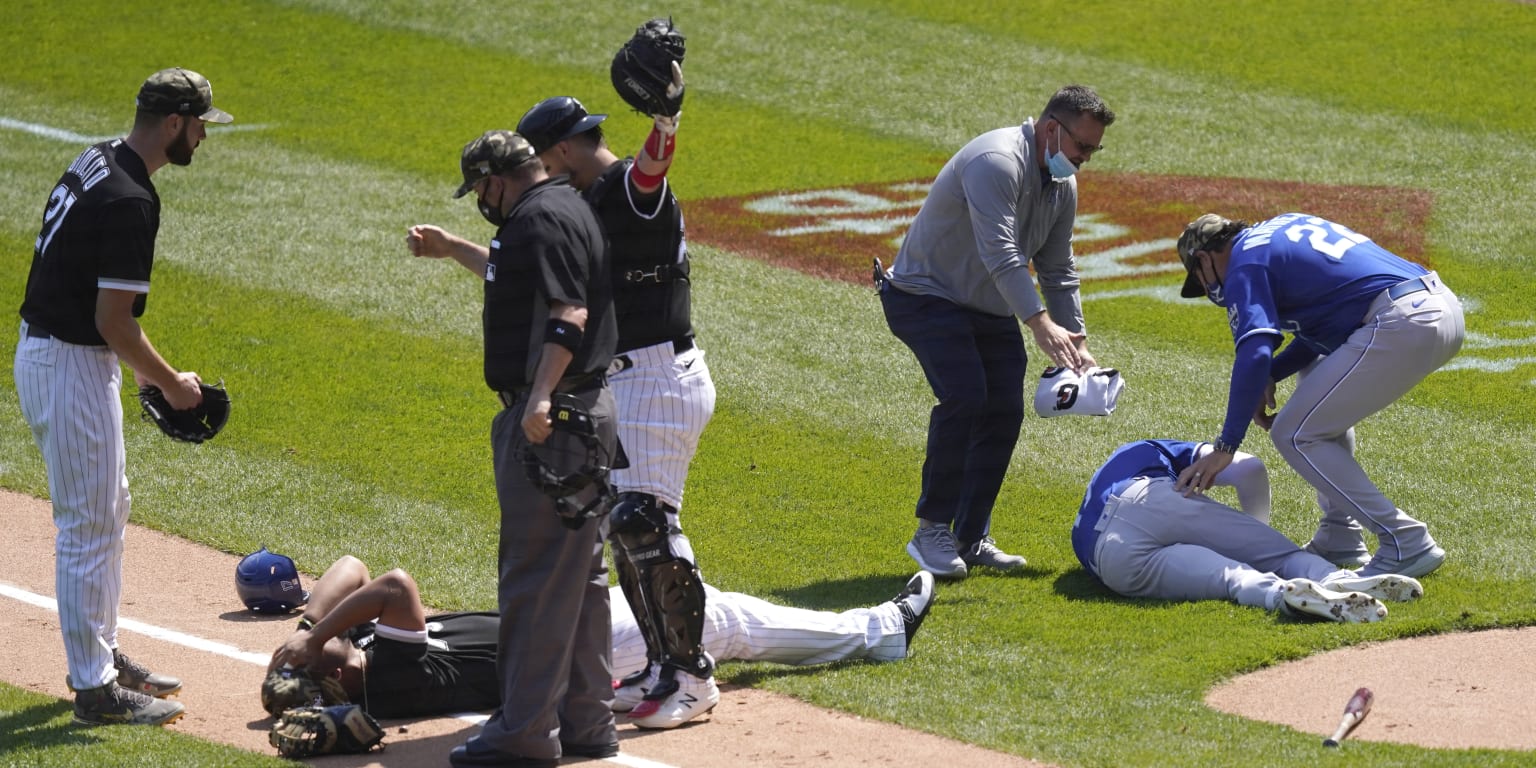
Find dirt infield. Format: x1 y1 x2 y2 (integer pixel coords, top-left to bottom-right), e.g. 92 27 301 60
0 490 1050 767
2 490 1530 764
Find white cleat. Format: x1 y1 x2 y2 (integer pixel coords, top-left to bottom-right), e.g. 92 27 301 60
626 672 719 730
1322 572 1423 603
1280 578 1387 623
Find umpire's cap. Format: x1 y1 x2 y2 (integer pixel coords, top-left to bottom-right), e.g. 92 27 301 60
517 97 607 154
136 68 233 124
454 130 538 198
1177 213 1236 298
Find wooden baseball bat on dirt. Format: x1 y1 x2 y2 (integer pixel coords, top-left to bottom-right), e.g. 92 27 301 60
1323 687 1374 747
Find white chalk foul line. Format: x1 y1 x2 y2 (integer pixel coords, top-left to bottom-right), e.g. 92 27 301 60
0 579 673 767
0 116 273 144
0 580 269 665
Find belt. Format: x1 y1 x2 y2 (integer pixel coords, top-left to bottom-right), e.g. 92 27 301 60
623 264 688 284
497 370 605 409
611 336 694 374
1387 275 1432 301
24 324 51 340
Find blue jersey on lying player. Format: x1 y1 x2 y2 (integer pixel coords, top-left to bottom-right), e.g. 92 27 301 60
1222 212 1429 357
1072 440 1203 578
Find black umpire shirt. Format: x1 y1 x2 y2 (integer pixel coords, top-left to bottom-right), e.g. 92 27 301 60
20 140 159 346
585 160 693 353
482 176 616 393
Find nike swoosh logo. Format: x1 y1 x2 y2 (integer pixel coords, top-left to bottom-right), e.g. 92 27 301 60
683 359 696 369
1411 298 1427 308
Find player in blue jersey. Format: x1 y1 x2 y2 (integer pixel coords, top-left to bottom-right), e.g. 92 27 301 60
1074 440 1423 622
1172 213 1465 578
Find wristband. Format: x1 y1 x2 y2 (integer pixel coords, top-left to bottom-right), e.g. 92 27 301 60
1211 439 1239 455
544 318 583 352
296 617 315 632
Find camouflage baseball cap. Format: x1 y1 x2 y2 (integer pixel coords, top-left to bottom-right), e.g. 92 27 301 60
136 68 233 124
454 130 538 198
1177 213 1232 298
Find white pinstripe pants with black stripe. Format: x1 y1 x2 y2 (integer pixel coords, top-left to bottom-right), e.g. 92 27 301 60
14 322 130 690
608 339 715 564
610 585 908 676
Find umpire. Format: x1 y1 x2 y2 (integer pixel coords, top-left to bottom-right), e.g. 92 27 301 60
407 130 620 766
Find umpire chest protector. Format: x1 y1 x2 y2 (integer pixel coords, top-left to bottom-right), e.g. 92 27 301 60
587 160 692 352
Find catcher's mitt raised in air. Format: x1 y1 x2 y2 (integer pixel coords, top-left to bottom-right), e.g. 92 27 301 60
611 16 686 116
139 380 230 444
269 704 384 759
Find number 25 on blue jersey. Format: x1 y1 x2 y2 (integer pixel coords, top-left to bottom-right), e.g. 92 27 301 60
1283 216 1371 260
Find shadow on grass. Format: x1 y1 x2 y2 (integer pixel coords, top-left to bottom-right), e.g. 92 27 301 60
1052 568 1145 605
0 700 103 750
768 572 923 611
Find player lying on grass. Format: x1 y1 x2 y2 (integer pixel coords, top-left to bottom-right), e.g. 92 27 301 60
1074 440 1424 622
261 556 934 720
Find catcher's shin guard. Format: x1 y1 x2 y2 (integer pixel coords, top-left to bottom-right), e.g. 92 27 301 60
610 492 713 680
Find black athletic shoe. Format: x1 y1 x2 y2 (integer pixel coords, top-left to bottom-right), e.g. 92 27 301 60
73 682 185 726
562 740 621 758
893 570 936 646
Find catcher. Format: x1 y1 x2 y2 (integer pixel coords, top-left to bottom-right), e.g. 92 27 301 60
260 555 936 756
515 15 720 731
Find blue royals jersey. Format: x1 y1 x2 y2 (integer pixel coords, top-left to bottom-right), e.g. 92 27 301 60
1072 440 1203 577
1223 213 1428 355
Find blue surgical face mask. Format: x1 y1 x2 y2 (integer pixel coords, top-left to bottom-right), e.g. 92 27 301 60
1047 124 1078 180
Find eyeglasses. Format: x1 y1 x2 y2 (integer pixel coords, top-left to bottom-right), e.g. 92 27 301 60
1048 114 1104 155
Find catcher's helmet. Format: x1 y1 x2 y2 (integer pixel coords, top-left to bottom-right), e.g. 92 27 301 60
236 546 309 613
516 97 607 154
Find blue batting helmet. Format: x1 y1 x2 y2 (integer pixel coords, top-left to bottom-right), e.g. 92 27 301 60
236 546 309 613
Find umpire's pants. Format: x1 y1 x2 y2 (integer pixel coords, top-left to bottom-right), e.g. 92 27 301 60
477 385 616 760
881 287 1026 546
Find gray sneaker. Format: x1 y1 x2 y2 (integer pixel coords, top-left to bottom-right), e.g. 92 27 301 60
1321 572 1423 603
1303 540 1372 569
906 525 967 579
1278 578 1387 623
73 682 185 726
959 537 1025 571
1359 545 1446 579
113 651 182 698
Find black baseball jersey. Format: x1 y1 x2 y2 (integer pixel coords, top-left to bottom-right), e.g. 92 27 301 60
19 140 159 346
585 160 692 353
482 176 617 392
356 612 499 718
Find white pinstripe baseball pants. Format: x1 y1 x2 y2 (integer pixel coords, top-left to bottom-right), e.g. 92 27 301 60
14 322 130 689
608 339 715 562
610 585 907 676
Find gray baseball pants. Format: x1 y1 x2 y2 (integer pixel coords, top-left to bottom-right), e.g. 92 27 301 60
1092 478 1342 608
1273 273 1464 562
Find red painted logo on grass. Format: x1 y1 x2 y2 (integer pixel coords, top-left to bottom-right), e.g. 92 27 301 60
687 171 1433 285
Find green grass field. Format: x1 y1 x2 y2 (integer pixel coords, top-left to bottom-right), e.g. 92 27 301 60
2 2 1534 766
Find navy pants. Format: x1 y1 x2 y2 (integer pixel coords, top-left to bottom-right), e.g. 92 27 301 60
881 287 1027 545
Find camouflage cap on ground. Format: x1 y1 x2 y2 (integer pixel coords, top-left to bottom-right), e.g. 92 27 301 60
136 68 233 124
1177 213 1232 298
454 130 537 198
